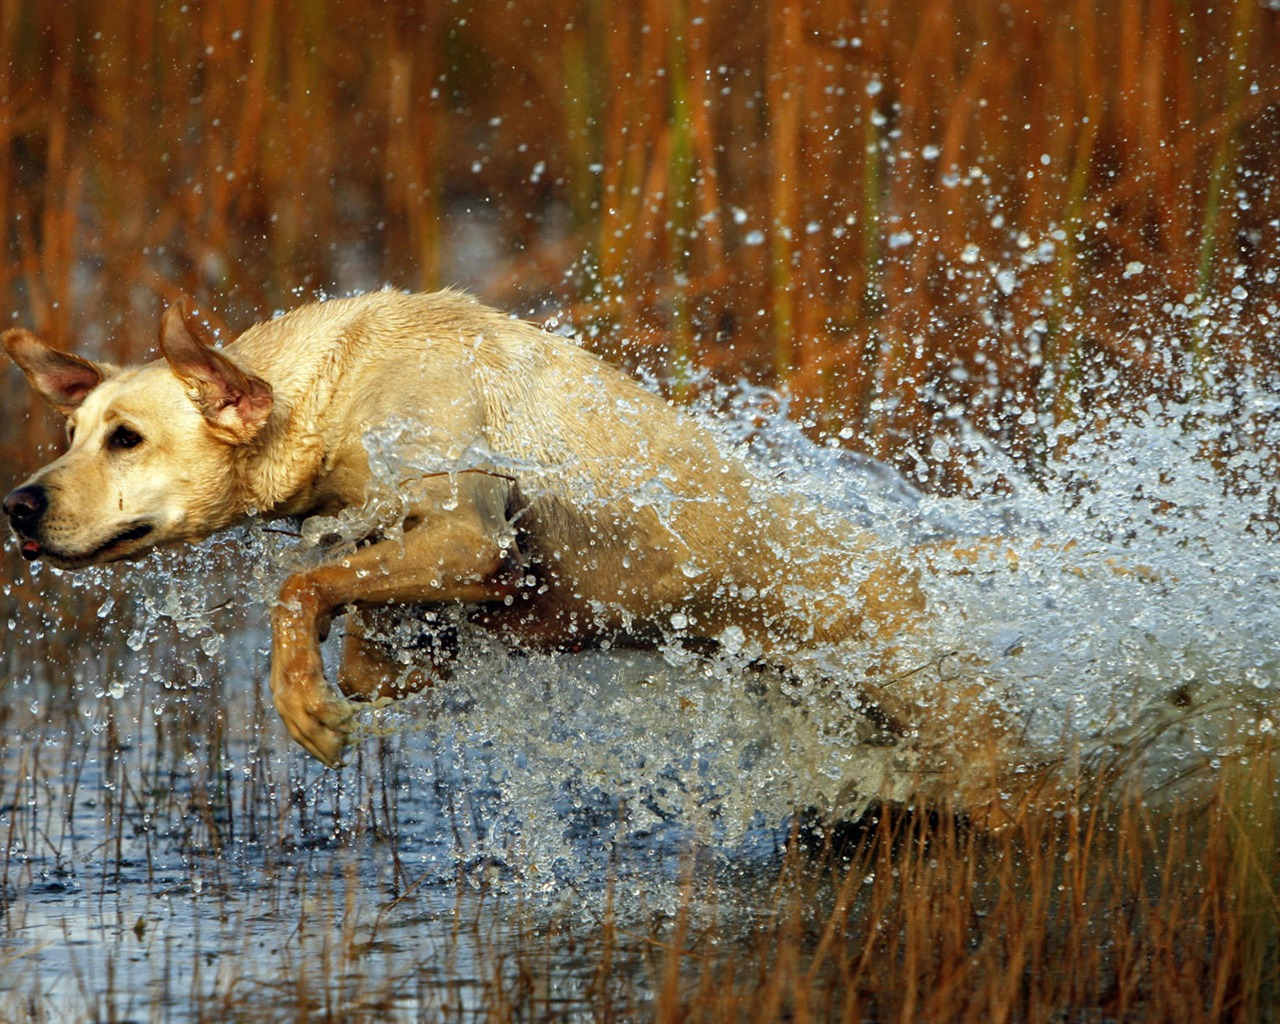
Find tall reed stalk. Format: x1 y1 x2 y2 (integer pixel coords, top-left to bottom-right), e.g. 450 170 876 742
0 0 1277 486
1193 0 1256 378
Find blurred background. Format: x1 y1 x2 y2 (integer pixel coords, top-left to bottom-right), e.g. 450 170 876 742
1 0 1278 491
2 11 1280 1015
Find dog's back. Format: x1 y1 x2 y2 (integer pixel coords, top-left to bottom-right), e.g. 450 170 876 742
4 289 927 766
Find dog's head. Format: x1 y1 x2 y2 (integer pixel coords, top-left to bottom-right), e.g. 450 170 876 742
2 306 273 569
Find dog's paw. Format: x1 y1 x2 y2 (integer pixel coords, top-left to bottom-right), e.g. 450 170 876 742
270 655 357 768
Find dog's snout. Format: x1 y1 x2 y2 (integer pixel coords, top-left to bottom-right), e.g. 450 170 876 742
3 485 47 529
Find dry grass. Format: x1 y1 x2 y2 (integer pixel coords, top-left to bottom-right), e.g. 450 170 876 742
651 762 1280 1024
2 0 1278 482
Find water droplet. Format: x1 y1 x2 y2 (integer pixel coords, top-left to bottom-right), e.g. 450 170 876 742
718 625 745 655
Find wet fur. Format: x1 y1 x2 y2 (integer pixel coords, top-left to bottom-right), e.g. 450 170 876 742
3 291 925 766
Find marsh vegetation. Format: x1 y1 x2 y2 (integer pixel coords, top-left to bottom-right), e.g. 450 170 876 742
2 1 1280 1020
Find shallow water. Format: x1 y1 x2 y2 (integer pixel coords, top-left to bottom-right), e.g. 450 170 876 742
0 631 782 1020
0 541 797 1020
2 348 1278 1020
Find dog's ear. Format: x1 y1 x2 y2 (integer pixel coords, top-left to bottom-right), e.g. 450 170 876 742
160 304 274 445
2 328 110 416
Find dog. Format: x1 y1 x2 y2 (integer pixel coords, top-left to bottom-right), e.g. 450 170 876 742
3 290 927 768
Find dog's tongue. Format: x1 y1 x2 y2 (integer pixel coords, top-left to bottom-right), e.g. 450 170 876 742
20 539 41 560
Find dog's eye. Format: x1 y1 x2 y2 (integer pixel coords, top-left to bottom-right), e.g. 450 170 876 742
67 425 76 444
107 425 144 451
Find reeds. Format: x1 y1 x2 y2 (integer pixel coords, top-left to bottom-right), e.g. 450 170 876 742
2 0 1276 484
2 667 1276 1024
1 5 1279 1018
642 759 1280 1024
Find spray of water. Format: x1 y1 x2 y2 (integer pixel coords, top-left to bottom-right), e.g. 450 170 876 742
18 310 1276 866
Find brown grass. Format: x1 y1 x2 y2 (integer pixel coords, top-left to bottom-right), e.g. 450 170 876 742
2 648 1277 1023
1 0 1277 482
1 5 1278 1020
649 761 1280 1024
4 719 1275 1021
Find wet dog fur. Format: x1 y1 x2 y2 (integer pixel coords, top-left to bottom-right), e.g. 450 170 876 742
3 291 926 766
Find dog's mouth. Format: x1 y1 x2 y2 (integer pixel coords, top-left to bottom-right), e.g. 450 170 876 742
17 522 156 568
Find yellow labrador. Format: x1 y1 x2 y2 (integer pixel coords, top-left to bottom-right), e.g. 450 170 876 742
3 291 924 766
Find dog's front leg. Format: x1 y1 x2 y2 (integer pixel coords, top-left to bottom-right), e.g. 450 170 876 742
270 516 517 767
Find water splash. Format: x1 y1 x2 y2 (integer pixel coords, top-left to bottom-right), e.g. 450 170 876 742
18 327 1279 856
232 367 1274 848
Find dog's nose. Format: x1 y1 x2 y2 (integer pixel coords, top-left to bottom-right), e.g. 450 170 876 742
3 485 47 530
